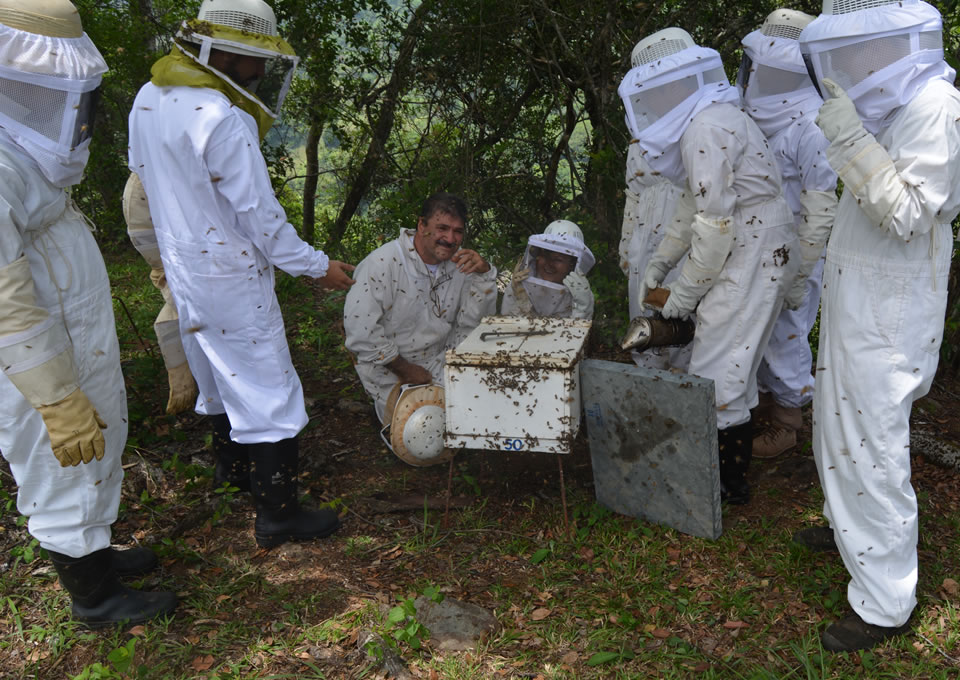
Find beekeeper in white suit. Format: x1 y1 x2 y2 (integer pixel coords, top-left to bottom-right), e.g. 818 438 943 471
619 144 695 371
502 220 595 319
128 0 356 549
738 9 838 458
619 38 695 372
624 28 799 505
796 0 960 652
344 192 497 424
0 0 176 626
122 172 198 416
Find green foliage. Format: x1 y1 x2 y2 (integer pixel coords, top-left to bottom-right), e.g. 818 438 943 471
9 538 40 567
71 639 137 680
367 585 444 657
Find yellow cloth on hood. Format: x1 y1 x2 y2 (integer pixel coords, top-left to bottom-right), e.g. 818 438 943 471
150 46 275 140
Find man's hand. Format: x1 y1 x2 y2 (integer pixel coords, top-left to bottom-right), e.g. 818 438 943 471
387 356 432 386
451 249 490 274
316 260 356 290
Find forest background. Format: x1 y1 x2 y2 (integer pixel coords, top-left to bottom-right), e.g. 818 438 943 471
77 0 960 365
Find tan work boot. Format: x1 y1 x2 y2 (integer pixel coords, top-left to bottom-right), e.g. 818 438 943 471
753 391 775 423
753 403 801 458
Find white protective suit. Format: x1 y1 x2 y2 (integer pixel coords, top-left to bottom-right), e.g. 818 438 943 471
803 1 960 628
344 228 497 422
679 103 800 428
0 144 126 558
740 28 838 409
123 172 197 414
619 143 692 371
128 84 328 443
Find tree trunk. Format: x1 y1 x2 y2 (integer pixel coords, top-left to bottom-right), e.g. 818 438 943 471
302 119 322 245
325 0 437 255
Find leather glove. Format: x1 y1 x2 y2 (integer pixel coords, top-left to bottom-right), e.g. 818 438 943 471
639 260 671 311
639 190 696 309
815 79 866 147
165 362 199 415
783 268 811 312
661 284 696 320
508 257 535 316
564 270 594 319
512 258 530 294
36 388 108 466
820 77 914 237
659 214 733 319
784 189 837 311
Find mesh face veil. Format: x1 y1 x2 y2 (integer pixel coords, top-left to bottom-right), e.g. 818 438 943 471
618 28 741 183
799 0 951 131
175 0 298 118
738 9 815 100
521 220 595 292
620 36 731 139
0 2 107 186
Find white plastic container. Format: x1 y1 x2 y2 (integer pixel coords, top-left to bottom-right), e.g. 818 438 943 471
443 316 591 454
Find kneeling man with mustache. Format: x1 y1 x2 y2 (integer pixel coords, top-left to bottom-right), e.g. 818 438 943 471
344 192 498 424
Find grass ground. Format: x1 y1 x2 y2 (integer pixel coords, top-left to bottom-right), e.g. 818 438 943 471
0 250 959 679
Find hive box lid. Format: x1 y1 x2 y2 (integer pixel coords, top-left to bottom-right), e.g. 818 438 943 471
446 316 591 369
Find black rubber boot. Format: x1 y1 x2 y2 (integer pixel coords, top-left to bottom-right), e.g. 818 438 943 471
718 420 753 505
822 612 911 652
249 437 341 549
793 526 839 553
211 413 250 493
49 549 177 629
111 546 158 577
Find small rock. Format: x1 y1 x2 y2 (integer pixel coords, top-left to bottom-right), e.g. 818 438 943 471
338 399 371 415
414 596 500 651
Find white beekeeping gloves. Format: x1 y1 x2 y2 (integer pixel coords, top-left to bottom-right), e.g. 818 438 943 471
817 78 909 235
564 270 594 319
784 189 837 310
0 257 106 466
639 190 695 307
123 173 198 414
661 214 734 319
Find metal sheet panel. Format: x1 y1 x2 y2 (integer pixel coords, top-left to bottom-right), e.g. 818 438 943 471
580 359 721 540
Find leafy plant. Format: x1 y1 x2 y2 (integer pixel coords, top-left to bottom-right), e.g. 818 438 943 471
372 585 445 656
71 639 137 680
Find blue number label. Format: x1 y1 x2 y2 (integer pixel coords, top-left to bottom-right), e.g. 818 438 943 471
502 438 524 451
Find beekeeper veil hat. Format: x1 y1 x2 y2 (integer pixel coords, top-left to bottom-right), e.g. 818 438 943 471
799 0 954 133
618 27 740 183
174 0 299 120
739 9 822 138
0 0 108 186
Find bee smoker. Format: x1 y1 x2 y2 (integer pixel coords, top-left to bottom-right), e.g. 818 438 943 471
619 315 695 351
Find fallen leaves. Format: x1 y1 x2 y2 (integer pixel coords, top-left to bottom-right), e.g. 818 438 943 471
190 655 214 671
531 607 551 621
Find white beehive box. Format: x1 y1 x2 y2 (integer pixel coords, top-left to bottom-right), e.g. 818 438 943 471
444 316 591 454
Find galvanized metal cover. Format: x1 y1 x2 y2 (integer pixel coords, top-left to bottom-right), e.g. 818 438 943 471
445 316 591 369
580 359 722 540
